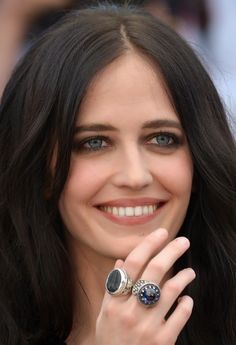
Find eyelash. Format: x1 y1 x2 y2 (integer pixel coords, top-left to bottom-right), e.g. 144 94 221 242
145 132 181 147
72 132 181 153
72 136 110 153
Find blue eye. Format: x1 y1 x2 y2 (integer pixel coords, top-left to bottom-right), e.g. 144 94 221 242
147 133 179 147
155 134 174 145
72 136 109 152
84 138 106 150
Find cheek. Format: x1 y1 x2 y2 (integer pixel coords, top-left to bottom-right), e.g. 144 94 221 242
61 156 110 204
153 152 193 196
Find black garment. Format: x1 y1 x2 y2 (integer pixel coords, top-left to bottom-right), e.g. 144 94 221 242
38 338 66 345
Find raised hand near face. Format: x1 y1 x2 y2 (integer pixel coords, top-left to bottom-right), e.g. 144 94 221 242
96 228 195 345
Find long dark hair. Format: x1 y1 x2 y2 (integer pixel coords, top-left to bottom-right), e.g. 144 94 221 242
0 4 235 345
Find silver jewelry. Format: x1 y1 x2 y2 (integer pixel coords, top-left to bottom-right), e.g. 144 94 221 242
132 279 161 307
105 268 133 296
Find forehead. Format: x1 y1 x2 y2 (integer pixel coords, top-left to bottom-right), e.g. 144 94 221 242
77 52 179 126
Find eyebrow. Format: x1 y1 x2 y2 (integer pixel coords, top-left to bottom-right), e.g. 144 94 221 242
74 119 182 133
75 123 117 133
142 119 182 130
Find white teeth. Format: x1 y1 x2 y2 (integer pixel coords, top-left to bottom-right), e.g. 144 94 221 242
118 207 125 217
100 204 160 217
126 207 134 216
134 206 142 216
112 207 118 216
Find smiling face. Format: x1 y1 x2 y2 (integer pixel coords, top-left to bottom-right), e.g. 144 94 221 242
59 52 193 261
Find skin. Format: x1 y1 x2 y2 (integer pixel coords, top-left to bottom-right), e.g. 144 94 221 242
59 52 195 345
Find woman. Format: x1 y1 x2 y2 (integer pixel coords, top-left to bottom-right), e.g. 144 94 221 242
0 3 235 345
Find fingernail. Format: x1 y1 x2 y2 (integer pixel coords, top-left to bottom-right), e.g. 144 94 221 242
155 228 168 237
176 237 190 246
186 268 196 278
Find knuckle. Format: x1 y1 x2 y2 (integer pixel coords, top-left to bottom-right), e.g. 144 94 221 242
119 311 137 328
135 325 156 343
149 261 165 276
103 302 117 319
165 280 181 295
125 257 140 271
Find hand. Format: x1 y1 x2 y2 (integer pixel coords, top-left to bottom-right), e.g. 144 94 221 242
96 228 195 345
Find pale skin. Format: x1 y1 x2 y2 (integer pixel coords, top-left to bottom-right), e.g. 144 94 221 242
59 52 196 345
96 231 195 345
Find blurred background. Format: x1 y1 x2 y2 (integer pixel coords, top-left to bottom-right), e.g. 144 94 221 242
0 0 235 132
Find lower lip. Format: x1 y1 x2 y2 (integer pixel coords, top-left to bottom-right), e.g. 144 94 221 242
95 204 165 225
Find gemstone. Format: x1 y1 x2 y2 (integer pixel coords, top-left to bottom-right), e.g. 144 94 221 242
106 269 121 293
138 284 160 306
143 287 157 301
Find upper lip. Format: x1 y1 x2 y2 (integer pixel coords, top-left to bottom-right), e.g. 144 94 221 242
96 198 166 207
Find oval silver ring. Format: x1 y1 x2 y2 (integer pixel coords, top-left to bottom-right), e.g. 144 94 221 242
105 268 133 296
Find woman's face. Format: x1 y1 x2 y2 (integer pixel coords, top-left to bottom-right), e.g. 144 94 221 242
59 53 193 260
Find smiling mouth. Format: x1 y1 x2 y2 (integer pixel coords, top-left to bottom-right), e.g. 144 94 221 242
98 203 165 217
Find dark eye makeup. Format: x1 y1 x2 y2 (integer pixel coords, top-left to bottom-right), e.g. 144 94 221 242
72 136 110 153
72 131 183 154
145 132 182 147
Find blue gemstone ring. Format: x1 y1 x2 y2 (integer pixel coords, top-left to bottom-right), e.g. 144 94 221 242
132 280 161 307
105 268 133 296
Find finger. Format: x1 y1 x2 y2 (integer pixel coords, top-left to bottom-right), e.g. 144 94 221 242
141 237 190 284
103 229 168 307
157 268 196 317
114 259 124 269
122 228 169 281
162 295 194 342
103 229 168 306
102 259 125 305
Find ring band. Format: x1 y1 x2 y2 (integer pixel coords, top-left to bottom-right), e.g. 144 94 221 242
105 268 133 296
132 279 161 307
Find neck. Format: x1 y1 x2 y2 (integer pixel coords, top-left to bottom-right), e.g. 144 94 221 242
66 239 116 345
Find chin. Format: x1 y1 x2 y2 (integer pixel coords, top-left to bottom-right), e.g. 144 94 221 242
104 238 143 260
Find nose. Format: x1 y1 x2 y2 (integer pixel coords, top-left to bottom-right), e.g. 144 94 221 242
112 146 153 190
